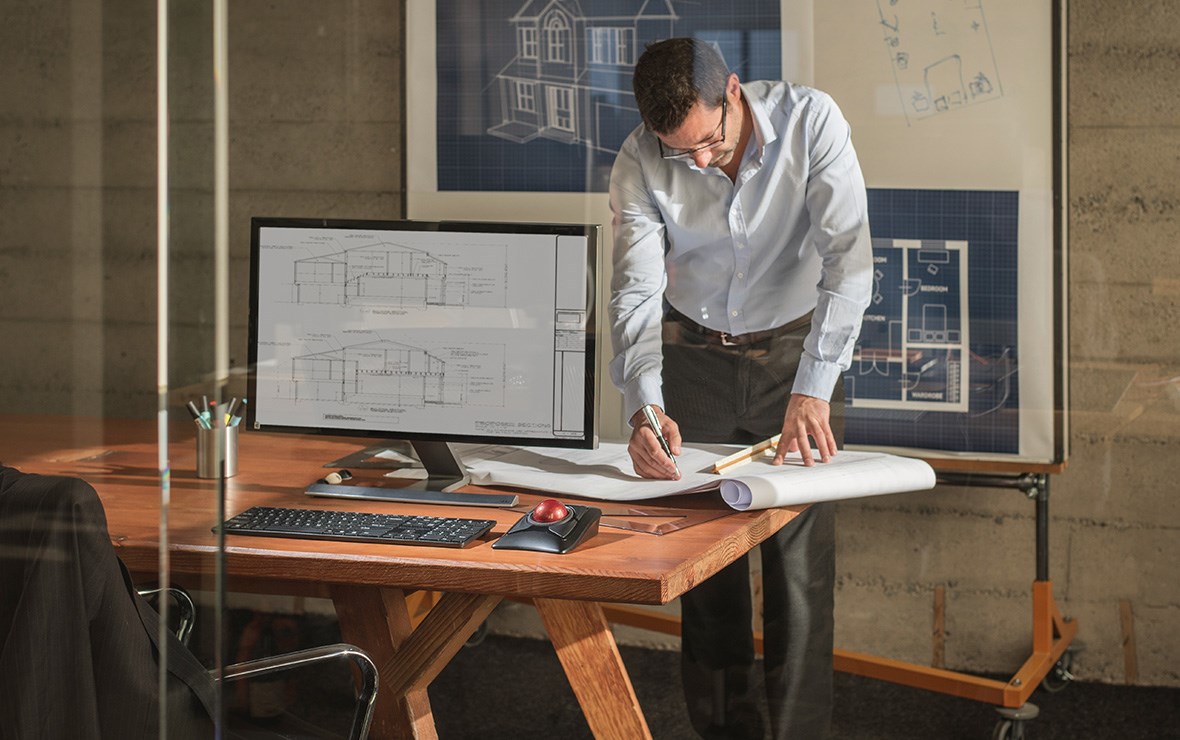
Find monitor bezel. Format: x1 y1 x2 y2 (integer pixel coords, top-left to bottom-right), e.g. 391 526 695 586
246 216 601 451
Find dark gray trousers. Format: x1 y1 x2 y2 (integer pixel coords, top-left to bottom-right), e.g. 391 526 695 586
662 318 840 740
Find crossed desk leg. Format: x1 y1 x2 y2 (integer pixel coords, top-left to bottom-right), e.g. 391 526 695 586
332 586 651 739
534 597 652 740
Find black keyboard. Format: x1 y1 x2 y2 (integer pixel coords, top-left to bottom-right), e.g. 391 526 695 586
216 506 496 549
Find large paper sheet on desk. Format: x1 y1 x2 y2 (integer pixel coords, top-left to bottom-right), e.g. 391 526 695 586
460 442 935 510
715 452 936 510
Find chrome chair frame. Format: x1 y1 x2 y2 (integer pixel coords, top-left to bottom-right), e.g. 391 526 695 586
138 586 378 740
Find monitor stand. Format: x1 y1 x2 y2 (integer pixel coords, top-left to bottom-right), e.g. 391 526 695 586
406 440 470 492
305 440 518 508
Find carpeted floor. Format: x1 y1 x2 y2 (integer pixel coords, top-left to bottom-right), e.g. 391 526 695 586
428 634 1179 740
217 613 1180 739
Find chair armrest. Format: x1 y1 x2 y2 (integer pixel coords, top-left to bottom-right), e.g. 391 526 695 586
215 643 379 740
135 586 195 646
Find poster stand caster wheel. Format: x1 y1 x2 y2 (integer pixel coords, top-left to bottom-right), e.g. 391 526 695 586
1041 649 1076 692
993 703 1039 740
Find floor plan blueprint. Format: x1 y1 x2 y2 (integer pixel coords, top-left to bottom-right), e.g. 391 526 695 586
875 0 1003 124
845 189 1021 455
848 239 970 413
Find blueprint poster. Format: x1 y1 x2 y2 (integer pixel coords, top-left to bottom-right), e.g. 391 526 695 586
845 189 1020 454
434 0 782 193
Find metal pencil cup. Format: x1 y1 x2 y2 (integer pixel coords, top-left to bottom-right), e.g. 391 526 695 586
196 424 239 479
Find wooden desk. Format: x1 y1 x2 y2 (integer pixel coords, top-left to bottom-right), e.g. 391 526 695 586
1 415 801 739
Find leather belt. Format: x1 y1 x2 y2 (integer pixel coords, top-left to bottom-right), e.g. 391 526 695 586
666 308 813 347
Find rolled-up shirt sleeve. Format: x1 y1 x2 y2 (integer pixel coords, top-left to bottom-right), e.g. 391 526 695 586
608 136 669 421
793 94 874 400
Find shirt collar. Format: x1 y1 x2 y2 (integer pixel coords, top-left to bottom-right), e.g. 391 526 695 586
740 82 775 167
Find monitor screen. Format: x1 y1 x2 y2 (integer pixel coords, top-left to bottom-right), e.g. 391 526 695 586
246 217 600 495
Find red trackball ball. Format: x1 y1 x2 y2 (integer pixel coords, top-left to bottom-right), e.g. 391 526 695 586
531 498 569 523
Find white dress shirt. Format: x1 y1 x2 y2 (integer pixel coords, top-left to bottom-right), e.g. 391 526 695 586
608 81 874 420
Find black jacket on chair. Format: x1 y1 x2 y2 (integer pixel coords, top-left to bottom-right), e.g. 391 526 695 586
0 465 216 739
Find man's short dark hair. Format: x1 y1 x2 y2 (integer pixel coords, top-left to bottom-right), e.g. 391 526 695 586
632 38 730 134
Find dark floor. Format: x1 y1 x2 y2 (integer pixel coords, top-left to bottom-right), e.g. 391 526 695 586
428 634 1180 740
222 612 1180 740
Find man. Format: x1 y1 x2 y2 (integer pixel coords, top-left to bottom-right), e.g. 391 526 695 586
608 38 873 738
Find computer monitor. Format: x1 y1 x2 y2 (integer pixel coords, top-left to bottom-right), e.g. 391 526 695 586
246 216 600 498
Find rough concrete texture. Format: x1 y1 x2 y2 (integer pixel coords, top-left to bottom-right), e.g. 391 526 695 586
1 0 1177 689
1044 0 1178 686
834 0 1180 688
834 581 937 661
0 0 404 413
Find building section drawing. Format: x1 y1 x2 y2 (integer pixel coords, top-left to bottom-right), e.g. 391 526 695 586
488 0 678 155
290 242 506 310
876 0 1003 124
281 338 503 410
254 225 590 439
847 239 970 413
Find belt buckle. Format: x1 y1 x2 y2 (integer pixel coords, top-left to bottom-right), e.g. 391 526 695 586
719 332 738 346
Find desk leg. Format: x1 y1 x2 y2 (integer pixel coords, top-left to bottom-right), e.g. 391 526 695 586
534 598 652 740
332 585 501 740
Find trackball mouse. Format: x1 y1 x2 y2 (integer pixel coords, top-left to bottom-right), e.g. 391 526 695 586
492 498 601 554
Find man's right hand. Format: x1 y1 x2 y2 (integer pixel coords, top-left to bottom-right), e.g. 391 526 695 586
627 405 683 480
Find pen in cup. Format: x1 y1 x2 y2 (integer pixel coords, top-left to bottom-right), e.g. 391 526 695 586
229 398 247 427
224 397 240 422
641 403 680 477
185 400 211 429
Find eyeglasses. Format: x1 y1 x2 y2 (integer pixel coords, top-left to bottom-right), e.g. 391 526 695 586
659 99 728 160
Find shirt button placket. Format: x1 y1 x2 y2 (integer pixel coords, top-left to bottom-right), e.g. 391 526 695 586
728 202 750 336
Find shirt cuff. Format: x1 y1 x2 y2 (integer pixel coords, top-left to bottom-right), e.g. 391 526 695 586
624 374 665 427
791 355 842 401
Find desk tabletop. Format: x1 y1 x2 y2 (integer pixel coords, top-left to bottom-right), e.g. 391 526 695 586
1 414 801 605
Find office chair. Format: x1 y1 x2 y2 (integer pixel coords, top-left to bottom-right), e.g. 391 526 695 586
0 464 378 740
137 585 379 740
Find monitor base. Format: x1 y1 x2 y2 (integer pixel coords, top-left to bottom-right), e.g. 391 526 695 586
304 481 517 508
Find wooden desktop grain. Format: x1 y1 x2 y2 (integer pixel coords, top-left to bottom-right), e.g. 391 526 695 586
1 414 801 738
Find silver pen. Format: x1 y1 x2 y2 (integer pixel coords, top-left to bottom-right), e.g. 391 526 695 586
641 404 680 477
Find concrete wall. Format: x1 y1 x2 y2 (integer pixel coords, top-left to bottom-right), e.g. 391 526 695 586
0 0 403 413
1 0 1176 687
834 0 1180 688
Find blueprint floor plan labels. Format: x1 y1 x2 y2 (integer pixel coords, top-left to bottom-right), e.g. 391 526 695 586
846 188 1021 456
849 238 970 413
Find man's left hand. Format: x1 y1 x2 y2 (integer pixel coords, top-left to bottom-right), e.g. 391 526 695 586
773 393 836 467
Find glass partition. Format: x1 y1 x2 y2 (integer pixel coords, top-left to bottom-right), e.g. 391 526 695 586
0 0 227 735
164 0 405 734
3 2 1177 736
0 0 399 736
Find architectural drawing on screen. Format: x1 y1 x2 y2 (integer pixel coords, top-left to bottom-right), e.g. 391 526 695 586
290 243 506 309
876 0 1003 123
846 239 970 413
284 338 507 410
487 0 678 155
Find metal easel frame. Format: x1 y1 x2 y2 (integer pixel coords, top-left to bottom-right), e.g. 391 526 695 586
829 470 1077 708
599 468 1078 712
